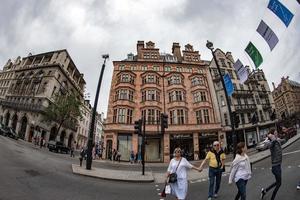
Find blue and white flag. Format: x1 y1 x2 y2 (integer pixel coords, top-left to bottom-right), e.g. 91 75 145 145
257 20 279 50
233 59 249 84
268 0 294 27
223 73 234 96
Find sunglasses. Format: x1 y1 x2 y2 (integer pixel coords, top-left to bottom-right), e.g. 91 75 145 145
213 144 220 146
175 151 181 153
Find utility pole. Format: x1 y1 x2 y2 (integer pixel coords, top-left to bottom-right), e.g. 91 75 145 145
206 41 237 157
86 54 109 170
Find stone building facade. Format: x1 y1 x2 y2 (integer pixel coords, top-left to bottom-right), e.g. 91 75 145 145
272 76 300 119
0 50 86 148
209 49 276 149
104 41 223 162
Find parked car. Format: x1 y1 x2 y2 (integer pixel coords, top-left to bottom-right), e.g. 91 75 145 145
48 141 70 154
0 125 10 136
6 128 18 140
256 138 286 151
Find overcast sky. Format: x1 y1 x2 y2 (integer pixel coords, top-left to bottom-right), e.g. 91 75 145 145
0 0 299 116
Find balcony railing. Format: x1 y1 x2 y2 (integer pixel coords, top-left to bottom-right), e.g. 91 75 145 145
262 104 272 110
234 104 257 112
0 99 46 112
232 90 253 97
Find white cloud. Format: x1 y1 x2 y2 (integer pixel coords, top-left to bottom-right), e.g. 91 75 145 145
0 0 299 116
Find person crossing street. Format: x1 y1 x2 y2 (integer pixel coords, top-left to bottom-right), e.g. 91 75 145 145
199 141 226 200
260 129 282 200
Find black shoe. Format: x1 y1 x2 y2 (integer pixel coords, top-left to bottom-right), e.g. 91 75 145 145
260 188 266 199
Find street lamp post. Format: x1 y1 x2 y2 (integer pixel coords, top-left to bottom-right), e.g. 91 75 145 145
206 41 237 157
86 54 109 170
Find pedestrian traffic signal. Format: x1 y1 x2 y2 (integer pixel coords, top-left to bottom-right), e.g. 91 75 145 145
233 112 240 128
134 119 142 135
161 113 168 134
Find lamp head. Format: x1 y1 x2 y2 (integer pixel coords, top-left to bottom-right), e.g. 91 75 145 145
206 40 214 51
102 54 109 59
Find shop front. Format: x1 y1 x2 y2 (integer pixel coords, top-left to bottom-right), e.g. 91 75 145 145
143 135 162 162
245 129 257 147
170 134 194 160
117 134 132 161
198 132 218 159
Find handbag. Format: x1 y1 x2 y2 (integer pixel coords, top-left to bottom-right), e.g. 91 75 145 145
168 158 182 183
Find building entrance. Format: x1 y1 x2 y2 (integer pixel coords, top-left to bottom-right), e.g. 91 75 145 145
198 132 218 159
170 134 193 161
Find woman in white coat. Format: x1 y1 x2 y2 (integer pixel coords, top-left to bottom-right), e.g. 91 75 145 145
229 142 252 200
165 147 200 200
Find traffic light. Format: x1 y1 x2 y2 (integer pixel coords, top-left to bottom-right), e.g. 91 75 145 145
232 112 240 128
161 113 168 134
134 119 142 135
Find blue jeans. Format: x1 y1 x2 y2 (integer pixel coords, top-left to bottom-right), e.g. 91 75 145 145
235 179 248 200
266 165 282 200
208 167 222 198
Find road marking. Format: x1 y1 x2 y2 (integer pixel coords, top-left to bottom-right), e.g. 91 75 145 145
261 168 265 170
156 188 160 191
298 165 300 168
283 149 300 156
288 166 292 169
155 185 159 187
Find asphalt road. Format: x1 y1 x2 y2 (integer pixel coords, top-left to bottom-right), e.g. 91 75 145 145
0 135 299 200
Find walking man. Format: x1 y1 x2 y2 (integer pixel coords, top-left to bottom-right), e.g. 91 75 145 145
199 141 226 200
260 129 282 200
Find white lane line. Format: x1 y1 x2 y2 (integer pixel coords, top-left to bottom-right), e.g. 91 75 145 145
288 166 292 169
156 188 160 191
155 185 159 187
283 149 300 156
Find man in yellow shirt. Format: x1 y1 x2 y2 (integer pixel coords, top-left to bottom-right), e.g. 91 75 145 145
199 141 226 200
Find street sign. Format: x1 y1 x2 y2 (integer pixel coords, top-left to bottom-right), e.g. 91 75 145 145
223 73 234 96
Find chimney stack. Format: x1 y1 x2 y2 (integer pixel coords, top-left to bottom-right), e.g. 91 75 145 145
172 42 182 62
137 41 144 59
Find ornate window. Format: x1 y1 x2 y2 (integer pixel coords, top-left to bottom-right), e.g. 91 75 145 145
191 76 204 86
195 109 210 124
113 107 133 124
119 73 135 84
115 89 134 101
141 109 161 124
168 90 185 102
142 74 160 85
169 109 188 125
141 89 160 102
193 91 207 103
167 75 182 85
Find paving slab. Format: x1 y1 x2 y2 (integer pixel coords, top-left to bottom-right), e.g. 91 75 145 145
72 164 154 183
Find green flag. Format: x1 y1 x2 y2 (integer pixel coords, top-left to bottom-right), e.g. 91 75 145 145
245 42 263 68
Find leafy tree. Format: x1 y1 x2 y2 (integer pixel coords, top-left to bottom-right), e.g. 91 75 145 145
43 93 82 140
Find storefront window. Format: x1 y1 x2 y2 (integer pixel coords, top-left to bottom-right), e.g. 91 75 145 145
170 134 194 161
198 132 218 159
118 134 132 161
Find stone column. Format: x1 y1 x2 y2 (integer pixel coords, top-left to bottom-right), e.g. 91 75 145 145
15 121 21 135
193 133 199 160
132 133 138 154
163 133 170 163
256 126 260 143
25 124 31 141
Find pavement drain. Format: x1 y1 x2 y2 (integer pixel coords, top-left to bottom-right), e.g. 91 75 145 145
24 169 41 177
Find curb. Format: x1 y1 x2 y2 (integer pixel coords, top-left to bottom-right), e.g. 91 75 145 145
71 164 154 183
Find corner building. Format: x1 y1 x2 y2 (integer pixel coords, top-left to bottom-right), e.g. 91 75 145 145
104 41 223 162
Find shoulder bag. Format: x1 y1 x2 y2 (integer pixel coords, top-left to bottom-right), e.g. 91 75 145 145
168 158 182 183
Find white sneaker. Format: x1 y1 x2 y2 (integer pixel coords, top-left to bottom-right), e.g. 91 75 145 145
208 198 212 200
297 185 300 190
213 193 218 198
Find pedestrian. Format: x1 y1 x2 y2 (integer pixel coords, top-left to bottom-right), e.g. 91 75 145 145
130 150 135 164
70 146 75 157
116 150 121 163
42 138 46 148
138 151 142 164
40 137 43 148
165 147 201 200
79 147 85 167
135 152 138 163
260 129 282 200
199 141 226 200
229 142 252 200
112 149 117 161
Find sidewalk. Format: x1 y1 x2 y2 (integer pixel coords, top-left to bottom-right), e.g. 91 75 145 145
72 131 300 183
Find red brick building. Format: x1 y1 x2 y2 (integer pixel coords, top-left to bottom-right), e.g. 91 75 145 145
104 41 223 162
